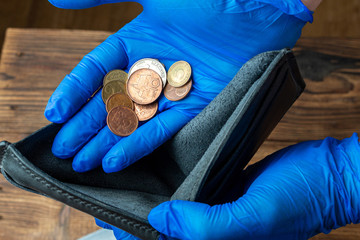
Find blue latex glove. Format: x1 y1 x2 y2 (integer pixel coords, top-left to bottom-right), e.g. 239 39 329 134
96 134 360 239
95 219 142 240
45 0 312 173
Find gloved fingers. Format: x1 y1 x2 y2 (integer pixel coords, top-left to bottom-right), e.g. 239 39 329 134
51 91 107 159
95 218 113 230
48 0 142 9
70 94 199 173
148 200 208 240
148 200 253 240
102 109 192 173
148 136 359 240
95 218 141 240
72 126 122 172
148 199 275 240
72 119 146 172
44 33 128 123
112 228 142 240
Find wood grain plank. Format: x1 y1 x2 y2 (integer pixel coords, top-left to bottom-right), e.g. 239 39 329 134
266 38 360 142
26 1 142 30
0 29 110 240
0 28 111 143
0 0 34 57
0 1 142 56
0 175 99 240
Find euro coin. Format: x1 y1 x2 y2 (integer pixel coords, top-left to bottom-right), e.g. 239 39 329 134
103 69 128 86
164 79 192 101
134 101 158 121
107 106 138 136
102 80 126 103
106 93 134 112
127 69 163 105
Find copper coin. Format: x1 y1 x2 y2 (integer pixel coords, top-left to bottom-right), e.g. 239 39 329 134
134 102 158 121
167 61 192 87
103 69 128 86
106 93 134 112
164 79 192 101
128 58 167 87
102 80 126 103
107 106 138 137
127 69 163 105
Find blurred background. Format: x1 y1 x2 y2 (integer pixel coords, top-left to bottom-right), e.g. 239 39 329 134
0 0 359 54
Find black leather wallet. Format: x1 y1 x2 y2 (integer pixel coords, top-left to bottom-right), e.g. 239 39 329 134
0 49 304 240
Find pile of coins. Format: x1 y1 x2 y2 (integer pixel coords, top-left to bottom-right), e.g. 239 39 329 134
101 58 192 137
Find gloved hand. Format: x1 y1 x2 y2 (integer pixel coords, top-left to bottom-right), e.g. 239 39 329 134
96 134 360 240
45 0 313 173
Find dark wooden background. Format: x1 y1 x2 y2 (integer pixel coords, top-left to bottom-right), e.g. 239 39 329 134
0 1 360 240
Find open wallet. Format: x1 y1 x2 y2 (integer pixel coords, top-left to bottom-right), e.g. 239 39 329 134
0 48 305 240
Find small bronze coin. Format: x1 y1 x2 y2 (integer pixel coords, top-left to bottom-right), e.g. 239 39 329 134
164 79 192 101
167 61 192 87
102 80 126 103
127 69 163 105
107 106 138 137
106 93 134 112
103 69 128 86
134 102 158 121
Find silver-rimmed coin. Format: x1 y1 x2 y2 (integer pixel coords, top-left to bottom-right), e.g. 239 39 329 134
129 58 167 87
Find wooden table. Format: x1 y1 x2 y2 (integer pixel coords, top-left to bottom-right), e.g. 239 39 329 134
1 28 360 239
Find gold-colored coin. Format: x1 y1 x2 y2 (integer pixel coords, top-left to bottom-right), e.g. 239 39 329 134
167 61 192 87
102 80 126 103
106 93 134 112
103 69 128 86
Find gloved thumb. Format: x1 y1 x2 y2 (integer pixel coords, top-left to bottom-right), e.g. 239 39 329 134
148 200 257 240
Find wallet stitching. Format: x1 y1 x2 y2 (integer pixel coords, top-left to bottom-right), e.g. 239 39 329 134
8 151 158 236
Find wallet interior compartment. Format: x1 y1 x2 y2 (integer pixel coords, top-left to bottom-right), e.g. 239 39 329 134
6 123 184 222
13 124 185 197
197 60 303 204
